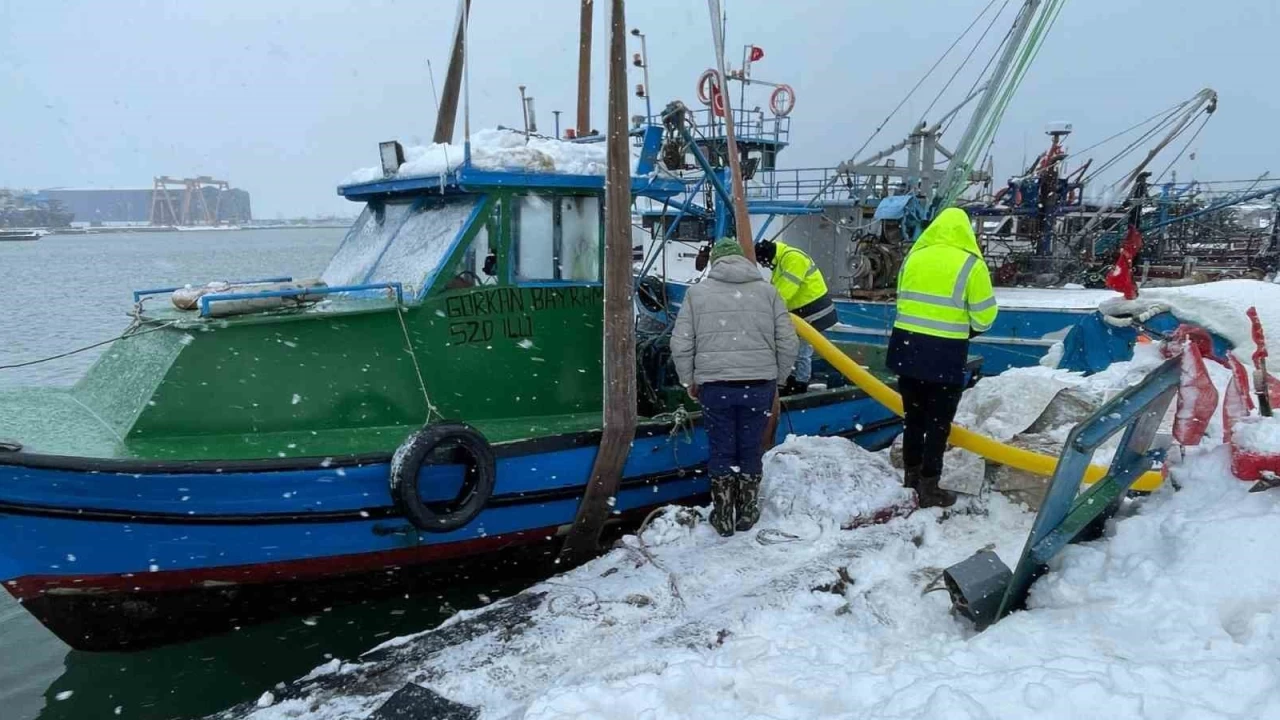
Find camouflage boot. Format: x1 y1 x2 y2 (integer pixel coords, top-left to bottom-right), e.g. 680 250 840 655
735 473 762 532
708 475 737 537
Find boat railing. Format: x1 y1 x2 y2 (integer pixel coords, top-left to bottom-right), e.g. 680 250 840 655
638 108 791 146
197 282 405 317
747 167 876 204
132 277 294 303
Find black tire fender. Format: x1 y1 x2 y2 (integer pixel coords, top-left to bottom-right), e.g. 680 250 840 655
390 422 496 533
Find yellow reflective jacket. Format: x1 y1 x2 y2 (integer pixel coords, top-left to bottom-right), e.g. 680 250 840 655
893 208 999 340
770 241 828 311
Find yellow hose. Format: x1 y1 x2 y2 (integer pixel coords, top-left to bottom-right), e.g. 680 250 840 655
793 316 1164 492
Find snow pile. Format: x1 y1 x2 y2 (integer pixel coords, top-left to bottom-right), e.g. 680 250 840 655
1232 415 1280 454
956 344 1172 443
218 430 1280 720
1100 279 1280 361
763 435 913 527
344 129 608 185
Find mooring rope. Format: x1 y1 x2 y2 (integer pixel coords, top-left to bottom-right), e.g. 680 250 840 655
0 321 177 371
394 302 440 422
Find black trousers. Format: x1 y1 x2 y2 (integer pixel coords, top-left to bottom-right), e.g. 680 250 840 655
898 376 965 478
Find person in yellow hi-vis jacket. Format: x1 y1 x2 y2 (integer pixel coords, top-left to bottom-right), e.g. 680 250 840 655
753 239 837 395
886 208 998 508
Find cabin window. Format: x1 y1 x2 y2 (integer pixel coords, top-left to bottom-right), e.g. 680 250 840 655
321 201 413 288
512 194 601 283
367 196 479 295
321 195 480 297
440 210 499 291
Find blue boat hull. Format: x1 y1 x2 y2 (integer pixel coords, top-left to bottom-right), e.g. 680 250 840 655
0 390 900 650
655 282 1132 375
829 299 1099 375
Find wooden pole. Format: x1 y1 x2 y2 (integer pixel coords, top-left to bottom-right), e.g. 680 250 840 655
433 0 471 144
705 1 776 445
576 0 594 135
706 0 754 259
559 0 635 565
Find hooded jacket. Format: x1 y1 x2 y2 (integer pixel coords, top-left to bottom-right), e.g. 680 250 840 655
886 208 998 385
670 254 799 387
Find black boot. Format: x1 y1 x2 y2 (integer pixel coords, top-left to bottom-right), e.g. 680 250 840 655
709 475 737 537
780 375 808 396
903 464 922 491
917 473 956 509
735 473 762 532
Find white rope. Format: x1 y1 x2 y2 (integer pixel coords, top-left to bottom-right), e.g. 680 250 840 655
394 303 440 422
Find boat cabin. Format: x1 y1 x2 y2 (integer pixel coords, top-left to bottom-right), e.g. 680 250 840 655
0 130 907 464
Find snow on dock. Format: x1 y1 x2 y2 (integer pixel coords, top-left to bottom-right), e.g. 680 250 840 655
213 281 1280 720
221 386 1280 720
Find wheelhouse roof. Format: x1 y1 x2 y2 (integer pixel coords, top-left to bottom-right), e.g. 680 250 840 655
338 166 686 202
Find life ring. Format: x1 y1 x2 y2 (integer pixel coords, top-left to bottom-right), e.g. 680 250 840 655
696 69 719 106
390 422 496 533
769 84 796 117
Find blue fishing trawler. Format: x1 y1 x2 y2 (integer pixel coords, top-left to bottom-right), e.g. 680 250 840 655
0 126 957 651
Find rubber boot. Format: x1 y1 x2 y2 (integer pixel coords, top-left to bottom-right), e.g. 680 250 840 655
903 464 922 492
709 475 737 537
917 473 956 509
735 473 762 532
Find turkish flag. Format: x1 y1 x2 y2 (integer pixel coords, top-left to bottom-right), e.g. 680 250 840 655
1104 224 1143 300
749 45 765 62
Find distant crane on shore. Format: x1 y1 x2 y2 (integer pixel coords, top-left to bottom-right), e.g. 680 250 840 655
149 176 234 226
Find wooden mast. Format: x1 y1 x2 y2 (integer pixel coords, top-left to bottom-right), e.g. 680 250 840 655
433 0 472 144
559 0 635 565
704 1 780 447
707 0 754 259
576 0 594 135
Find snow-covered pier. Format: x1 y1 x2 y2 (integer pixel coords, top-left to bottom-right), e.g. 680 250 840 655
218 281 1280 720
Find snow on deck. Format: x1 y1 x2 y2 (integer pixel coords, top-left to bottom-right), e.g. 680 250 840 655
1103 279 1280 360
344 128 609 186
227 374 1280 720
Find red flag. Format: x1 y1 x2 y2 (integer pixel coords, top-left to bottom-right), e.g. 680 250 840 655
710 85 726 117
1105 224 1143 300
1223 355 1254 444
749 45 765 62
1171 337 1218 446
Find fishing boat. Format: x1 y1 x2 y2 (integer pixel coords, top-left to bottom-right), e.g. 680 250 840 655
637 2 1275 376
0 228 47 241
0 126 971 651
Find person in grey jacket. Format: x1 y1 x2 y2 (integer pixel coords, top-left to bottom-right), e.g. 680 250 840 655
670 238 799 536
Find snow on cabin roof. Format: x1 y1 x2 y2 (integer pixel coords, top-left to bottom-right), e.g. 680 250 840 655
343 128 611 187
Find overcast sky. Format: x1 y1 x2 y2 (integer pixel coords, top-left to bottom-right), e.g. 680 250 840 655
2 0 1276 218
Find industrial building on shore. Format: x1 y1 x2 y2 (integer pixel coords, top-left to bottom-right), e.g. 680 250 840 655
39 178 251 226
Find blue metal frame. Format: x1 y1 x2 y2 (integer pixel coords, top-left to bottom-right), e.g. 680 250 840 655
635 177 710 285
634 125 665 177
994 356 1180 621
197 282 405 317
132 277 293 303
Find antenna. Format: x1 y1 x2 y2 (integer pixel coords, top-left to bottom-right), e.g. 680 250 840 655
519 85 530 142
428 59 452 182
462 0 472 166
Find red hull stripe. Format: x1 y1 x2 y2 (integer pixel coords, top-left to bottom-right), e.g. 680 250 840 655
4 524 561 601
